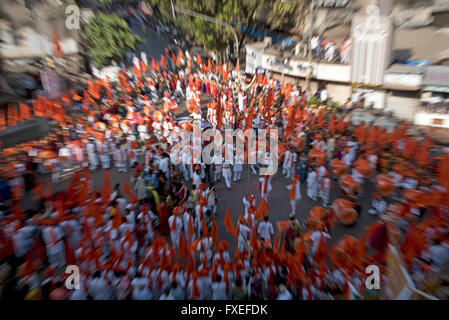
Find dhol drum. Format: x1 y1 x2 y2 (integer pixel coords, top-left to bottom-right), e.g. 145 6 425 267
306 206 332 232
330 158 348 178
332 199 358 226
339 174 361 199
353 158 374 179
374 174 395 196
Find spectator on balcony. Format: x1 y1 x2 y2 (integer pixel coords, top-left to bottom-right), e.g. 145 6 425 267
341 39 351 64
311 35 319 59
325 41 335 62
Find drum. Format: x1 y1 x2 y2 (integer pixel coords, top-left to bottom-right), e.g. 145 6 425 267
402 189 424 207
332 199 358 225
309 149 326 164
330 236 359 271
375 174 395 196
330 159 348 178
339 174 361 199
306 206 328 231
289 137 306 152
353 158 374 179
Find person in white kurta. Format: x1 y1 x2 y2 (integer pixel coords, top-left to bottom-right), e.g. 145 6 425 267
307 167 318 201
287 175 302 216
237 219 251 253
259 175 272 200
320 172 331 207
233 154 243 182
211 276 228 300
257 216 274 242
222 164 232 189
183 209 196 244
42 224 66 268
86 140 99 170
212 153 223 182
342 151 352 167
168 211 183 250
282 150 292 177
114 146 127 172
134 174 147 201
192 169 202 188
88 273 115 300
96 140 109 169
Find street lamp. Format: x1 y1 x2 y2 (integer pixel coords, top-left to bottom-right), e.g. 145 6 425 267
170 1 241 84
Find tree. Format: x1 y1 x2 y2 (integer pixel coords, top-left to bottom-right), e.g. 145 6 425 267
150 0 310 57
84 12 144 67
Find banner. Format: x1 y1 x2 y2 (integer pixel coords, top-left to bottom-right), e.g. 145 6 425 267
385 244 417 300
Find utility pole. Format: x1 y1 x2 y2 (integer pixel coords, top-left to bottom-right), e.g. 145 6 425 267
305 0 314 97
170 1 241 84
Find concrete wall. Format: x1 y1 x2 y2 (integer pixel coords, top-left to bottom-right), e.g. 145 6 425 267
385 90 420 121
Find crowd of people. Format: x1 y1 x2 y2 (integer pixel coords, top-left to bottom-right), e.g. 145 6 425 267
1 37 449 300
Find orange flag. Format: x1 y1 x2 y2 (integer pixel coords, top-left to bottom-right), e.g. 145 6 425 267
112 206 122 229
52 29 63 57
140 59 147 73
201 214 209 238
188 215 195 242
243 101 255 132
196 54 202 66
224 209 236 237
257 73 262 86
255 198 269 220
123 179 138 203
101 170 112 203
134 63 141 79
210 215 218 250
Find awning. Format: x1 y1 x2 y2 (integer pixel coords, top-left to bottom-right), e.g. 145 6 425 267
422 85 449 93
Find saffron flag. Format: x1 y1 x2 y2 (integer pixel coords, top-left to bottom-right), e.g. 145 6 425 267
224 209 236 237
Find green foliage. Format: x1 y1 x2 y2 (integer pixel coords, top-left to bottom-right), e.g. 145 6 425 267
150 0 273 54
327 101 340 109
85 12 144 67
306 96 321 106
